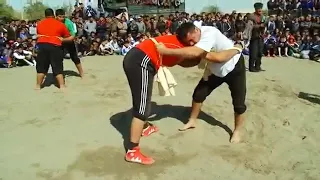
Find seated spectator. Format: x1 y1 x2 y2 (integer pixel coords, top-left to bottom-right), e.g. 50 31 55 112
99 39 114 55
287 33 299 55
132 34 145 47
121 40 132 56
0 43 12 68
293 35 313 59
127 34 135 45
277 33 289 57
18 29 28 41
12 44 35 66
109 37 121 54
309 35 320 61
87 40 99 56
264 31 277 57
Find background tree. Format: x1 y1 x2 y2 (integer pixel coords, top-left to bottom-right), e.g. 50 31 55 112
24 2 49 20
55 2 74 17
262 9 268 16
202 5 220 13
0 1 15 19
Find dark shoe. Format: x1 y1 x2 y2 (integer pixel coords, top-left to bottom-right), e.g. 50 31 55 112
255 67 265 72
249 68 259 72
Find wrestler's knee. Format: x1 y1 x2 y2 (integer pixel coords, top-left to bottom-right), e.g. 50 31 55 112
192 90 207 103
234 104 247 114
71 57 81 65
133 111 150 121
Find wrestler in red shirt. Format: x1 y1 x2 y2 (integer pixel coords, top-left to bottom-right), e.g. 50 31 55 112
122 24 242 165
35 8 73 90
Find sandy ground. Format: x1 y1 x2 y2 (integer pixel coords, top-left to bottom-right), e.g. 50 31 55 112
0 55 320 180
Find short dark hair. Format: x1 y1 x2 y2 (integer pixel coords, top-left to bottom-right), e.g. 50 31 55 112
44 8 54 17
55 9 65 16
176 22 196 43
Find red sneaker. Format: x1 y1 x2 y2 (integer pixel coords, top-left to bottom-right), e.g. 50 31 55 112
125 147 155 165
142 124 159 137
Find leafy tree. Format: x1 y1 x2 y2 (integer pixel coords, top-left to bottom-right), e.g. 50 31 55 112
262 9 268 16
24 2 49 20
202 5 220 13
0 1 15 19
55 3 74 17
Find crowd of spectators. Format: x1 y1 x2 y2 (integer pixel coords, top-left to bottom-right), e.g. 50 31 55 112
1 0 320 68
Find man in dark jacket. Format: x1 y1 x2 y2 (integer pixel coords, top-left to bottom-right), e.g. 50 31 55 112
244 2 266 72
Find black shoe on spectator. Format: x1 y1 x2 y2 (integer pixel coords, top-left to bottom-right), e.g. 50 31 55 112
255 67 265 72
249 67 259 72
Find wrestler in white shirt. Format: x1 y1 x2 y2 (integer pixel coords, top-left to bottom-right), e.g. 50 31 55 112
156 22 246 143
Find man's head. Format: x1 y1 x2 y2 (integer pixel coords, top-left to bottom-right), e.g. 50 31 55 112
254 2 263 16
44 8 55 18
176 22 201 46
55 9 65 22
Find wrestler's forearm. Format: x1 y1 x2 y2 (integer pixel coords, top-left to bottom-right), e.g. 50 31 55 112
205 49 239 63
63 36 75 41
160 46 206 59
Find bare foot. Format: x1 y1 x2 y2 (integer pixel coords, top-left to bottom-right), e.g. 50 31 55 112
34 85 41 90
179 119 197 131
59 86 67 92
230 130 241 143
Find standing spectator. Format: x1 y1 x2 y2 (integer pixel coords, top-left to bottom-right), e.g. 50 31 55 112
244 2 266 72
193 15 203 28
84 17 97 36
291 17 300 34
235 14 246 33
117 17 128 38
300 15 312 32
300 0 314 16
96 17 107 40
72 5 84 18
156 15 166 34
129 19 139 38
217 16 231 37
267 0 279 15
276 15 285 32
170 16 180 34
267 15 276 33
136 17 146 34
28 21 37 39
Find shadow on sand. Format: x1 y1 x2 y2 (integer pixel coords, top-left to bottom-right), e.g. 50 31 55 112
110 102 232 151
42 70 80 88
298 92 320 105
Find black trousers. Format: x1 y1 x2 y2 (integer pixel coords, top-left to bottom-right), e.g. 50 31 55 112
249 38 264 70
63 41 81 65
123 47 157 121
192 55 247 114
36 43 63 76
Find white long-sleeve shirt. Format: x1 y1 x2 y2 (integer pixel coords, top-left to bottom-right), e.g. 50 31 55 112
13 50 32 59
109 40 120 51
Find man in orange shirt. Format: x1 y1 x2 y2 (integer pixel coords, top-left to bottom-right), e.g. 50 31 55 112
35 8 73 90
123 25 242 165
